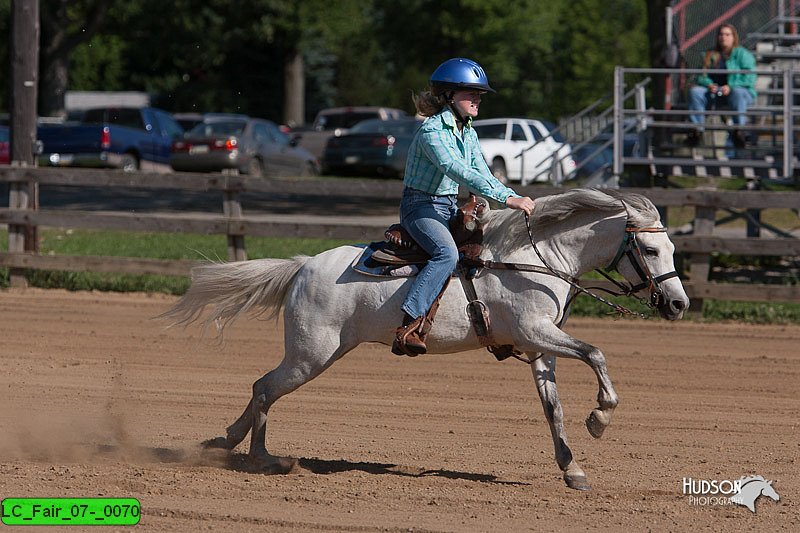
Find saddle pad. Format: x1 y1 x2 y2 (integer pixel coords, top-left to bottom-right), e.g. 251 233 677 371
351 244 421 278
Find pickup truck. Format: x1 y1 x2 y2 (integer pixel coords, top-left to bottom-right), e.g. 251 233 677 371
37 107 184 172
293 106 408 159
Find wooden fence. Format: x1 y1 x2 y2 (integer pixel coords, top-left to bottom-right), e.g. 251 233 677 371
1 167 799 306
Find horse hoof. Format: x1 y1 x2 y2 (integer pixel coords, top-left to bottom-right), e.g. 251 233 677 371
564 472 592 491
202 436 234 450
585 409 610 439
251 455 298 475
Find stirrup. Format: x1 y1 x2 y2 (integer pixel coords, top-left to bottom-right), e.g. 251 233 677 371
392 317 427 357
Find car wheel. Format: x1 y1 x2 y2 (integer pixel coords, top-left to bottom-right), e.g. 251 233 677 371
491 157 508 183
247 157 264 177
120 153 139 172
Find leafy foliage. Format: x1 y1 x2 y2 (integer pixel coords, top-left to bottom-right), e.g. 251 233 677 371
3 0 654 123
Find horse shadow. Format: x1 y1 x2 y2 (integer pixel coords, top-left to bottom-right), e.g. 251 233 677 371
92 444 528 486
295 457 529 486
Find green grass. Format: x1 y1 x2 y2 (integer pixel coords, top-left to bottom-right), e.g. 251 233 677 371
1 227 798 323
0 228 350 295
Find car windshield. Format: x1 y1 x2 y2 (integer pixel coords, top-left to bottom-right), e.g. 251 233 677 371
189 120 246 137
349 120 421 135
473 123 506 139
0 128 8 142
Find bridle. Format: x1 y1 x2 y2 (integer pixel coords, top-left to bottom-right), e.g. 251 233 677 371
519 214 679 318
596 225 680 310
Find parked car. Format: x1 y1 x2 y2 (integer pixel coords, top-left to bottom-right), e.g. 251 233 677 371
37 107 184 172
321 118 423 178
171 114 318 177
293 106 409 160
173 112 207 132
472 118 576 184
0 126 9 164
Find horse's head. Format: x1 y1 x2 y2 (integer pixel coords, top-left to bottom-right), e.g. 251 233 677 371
609 225 690 320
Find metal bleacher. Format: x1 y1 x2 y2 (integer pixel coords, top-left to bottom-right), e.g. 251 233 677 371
510 2 800 188
547 2 800 188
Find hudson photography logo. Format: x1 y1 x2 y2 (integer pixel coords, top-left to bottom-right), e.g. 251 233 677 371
682 475 780 513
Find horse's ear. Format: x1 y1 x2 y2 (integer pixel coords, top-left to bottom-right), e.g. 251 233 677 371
619 199 632 218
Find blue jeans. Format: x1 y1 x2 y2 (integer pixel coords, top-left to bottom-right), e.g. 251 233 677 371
688 85 754 128
399 187 459 319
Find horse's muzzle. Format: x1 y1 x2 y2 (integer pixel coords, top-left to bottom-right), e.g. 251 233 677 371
658 294 689 320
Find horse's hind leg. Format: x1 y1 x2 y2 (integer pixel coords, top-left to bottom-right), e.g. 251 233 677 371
531 354 591 491
247 339 352 473
203 398 254 450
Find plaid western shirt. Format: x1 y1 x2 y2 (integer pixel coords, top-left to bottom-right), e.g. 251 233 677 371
403 108 520 204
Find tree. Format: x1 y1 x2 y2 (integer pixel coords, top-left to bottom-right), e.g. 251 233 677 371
550 0 649 118
39 0 112 116
22 0 659 126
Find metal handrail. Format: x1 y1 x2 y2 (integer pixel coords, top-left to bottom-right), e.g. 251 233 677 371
515 78 650 185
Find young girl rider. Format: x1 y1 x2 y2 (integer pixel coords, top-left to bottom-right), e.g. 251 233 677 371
394 57 535 356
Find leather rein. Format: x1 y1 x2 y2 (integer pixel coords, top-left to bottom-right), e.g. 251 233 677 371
463 214 680 319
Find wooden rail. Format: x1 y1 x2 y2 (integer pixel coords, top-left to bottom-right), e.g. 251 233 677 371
1 167 798 305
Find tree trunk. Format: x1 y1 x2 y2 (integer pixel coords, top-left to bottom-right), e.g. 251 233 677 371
38 0 110 118
646 0 673 149
39 52 69 117
283 50 305 126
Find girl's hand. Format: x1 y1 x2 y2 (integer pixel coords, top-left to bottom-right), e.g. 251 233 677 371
506 196 535 216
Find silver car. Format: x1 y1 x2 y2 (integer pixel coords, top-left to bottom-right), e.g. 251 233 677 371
171 114 318 177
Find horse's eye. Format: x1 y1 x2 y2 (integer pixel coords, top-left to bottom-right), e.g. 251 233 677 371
645 247 659 257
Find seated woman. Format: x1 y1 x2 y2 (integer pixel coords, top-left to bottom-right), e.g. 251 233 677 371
687 23 757 149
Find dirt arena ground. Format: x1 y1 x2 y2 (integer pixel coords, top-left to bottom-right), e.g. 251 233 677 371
0 288 797 531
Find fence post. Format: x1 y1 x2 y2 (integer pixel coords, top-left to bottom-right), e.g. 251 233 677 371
688 204 715 314
7 176 29 287
613 66 624 177
223 189 247 262
783 69 794 180
8 0 40 288
745 178 761 238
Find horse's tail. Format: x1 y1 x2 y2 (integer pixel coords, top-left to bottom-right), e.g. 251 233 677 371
160 256 310 335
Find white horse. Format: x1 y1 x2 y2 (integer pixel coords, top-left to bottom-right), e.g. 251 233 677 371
163 188 689 490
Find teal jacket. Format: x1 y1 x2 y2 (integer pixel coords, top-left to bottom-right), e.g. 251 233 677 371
696 46 757 99
403 108 518 204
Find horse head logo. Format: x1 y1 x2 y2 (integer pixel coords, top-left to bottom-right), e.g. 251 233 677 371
730 475 780 513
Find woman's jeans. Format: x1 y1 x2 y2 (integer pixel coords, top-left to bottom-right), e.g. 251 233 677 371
688 85 754 128
399 187 459 319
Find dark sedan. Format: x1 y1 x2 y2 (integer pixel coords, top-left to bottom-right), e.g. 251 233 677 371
321 118 423 178
171 114 318 177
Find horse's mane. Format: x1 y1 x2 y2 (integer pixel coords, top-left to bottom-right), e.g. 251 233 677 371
482 188 662 256
739 475 767 486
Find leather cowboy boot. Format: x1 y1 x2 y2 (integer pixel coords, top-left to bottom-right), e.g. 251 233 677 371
392 277 450 357
392 313 427 356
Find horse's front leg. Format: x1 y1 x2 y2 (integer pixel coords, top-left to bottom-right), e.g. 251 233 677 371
523 321 619 439
530 353 591 490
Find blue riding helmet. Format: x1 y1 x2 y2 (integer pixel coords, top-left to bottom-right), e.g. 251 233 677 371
429 57 495 94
